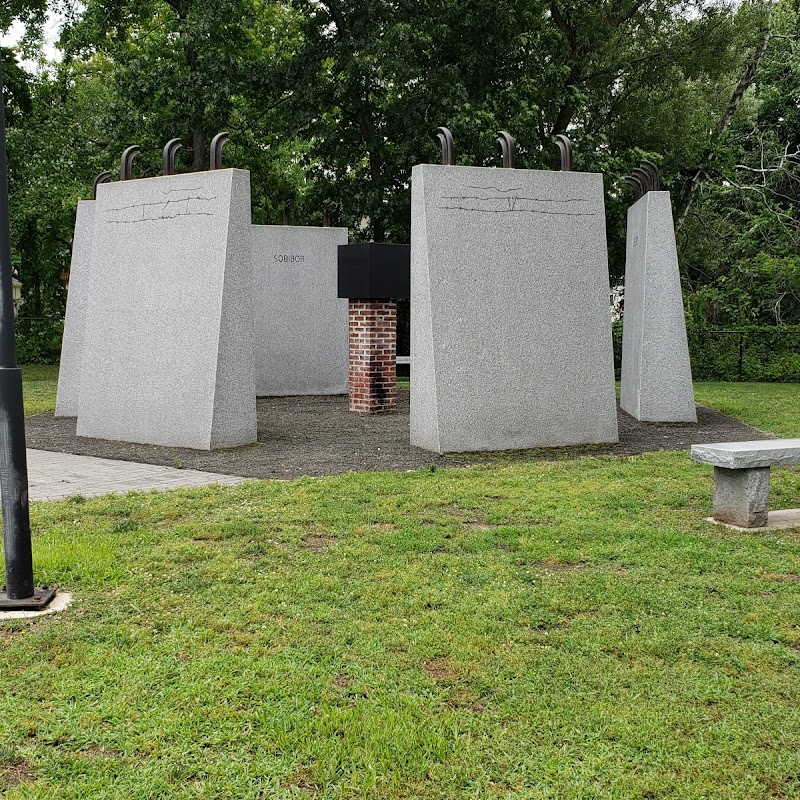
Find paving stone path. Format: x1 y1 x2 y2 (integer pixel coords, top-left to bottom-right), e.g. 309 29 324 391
27 449 247 502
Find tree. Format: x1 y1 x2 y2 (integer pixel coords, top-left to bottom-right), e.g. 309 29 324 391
1 1 48 36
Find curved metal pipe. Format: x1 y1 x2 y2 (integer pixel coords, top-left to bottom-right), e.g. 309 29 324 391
163 139 182 176
436 127 454 166
640 159 661 192
92 171 112 199
631 167 652 195
624 175 644 201
555 134 573 171
496 131 515 169
120 146 141 181
209 132 230 170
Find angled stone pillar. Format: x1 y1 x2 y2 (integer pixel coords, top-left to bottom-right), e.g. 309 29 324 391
55 200 95 417
620 191 696 422
77 169 257 450
410 164 618 453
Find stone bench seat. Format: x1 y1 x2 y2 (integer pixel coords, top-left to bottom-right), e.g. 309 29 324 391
691 439 800 528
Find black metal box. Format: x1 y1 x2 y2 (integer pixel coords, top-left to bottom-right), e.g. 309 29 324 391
337 243 410 299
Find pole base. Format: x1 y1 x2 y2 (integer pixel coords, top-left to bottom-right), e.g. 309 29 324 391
0 586 56 611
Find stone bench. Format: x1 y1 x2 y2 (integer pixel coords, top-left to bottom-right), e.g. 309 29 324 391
691 439 800 528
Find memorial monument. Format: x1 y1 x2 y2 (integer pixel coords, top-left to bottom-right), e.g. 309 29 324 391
55 172 109 417
410 129 618 453
77 137 257 450
620 161 696 423
251 223 348 396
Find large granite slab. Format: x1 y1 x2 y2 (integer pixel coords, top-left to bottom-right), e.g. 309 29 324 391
77 169 257 450
620 191 696 422
251 225 348 396
410 164 618 453
55 200 95 417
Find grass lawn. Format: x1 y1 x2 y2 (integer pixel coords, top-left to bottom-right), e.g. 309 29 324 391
693 382 800 439
21 364 59 417
1 372 798 798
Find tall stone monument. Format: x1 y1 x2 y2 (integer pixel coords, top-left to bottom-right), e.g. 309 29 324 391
620 163 696 423
77 168 257 449
410 139 618 453
55 198 97 417
251 225 348 396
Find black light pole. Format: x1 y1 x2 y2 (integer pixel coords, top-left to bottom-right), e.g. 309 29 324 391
0 64 54 610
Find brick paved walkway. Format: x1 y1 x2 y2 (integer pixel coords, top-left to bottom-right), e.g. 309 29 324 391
27 449 247 502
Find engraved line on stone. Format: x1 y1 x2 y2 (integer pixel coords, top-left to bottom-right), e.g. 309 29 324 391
438 204 598 217
466 185 523 193
105 194 218 213
442 194 591 203
106 210 216 224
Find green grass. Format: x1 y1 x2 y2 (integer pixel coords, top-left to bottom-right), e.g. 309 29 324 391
694 382 800 438
1 377 799 798
21 364 59 416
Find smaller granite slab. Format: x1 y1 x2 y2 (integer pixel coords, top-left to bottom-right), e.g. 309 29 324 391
56 200 95 417
620 191 696 422
252 225 349 396
691 439 800 469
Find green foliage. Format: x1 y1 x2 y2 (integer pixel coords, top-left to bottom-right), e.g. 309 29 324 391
687 325 800 382
613 321 800 382
686 255 800 326
14 317 63 364
0 0 48 37
1 0 798 316
678 0 800 312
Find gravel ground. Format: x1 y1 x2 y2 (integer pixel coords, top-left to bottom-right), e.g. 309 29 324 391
24 393 769 480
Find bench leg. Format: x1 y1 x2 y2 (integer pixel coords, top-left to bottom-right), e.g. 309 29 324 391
712 466 770 528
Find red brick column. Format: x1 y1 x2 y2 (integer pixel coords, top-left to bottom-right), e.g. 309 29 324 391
348 300 397 415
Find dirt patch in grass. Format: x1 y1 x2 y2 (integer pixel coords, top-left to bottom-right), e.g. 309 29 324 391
192 530 225 542
0 759 35 788
442 503 498 531
465 522 496 532
303 534 336 552
285 770 319 796
533 560 588 572
424 659 459 683
442 504 473 518
764 573 800 584
332 675 351 690
25 396 768 479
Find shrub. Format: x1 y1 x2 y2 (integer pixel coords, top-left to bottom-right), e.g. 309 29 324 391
613 322 800 382
15 317 63 364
